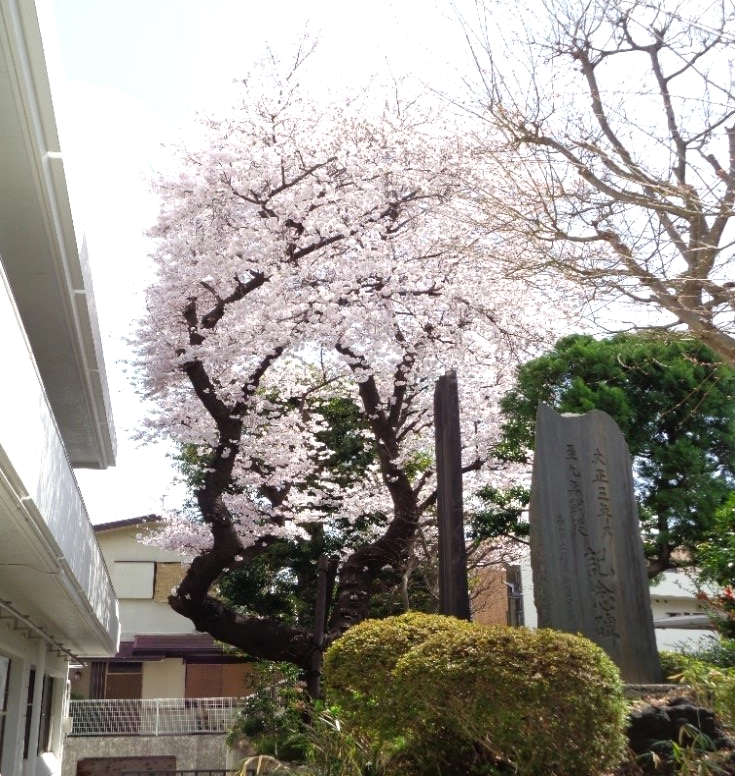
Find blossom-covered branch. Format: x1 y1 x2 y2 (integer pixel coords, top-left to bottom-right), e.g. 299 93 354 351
135 57 574 669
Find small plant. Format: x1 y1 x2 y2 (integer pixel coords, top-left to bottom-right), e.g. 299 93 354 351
660 635 735 677
678 637 735 669
228 661 309 762
668 655 735 729
239 755 297 775
669 724 724 776
303 708 398 776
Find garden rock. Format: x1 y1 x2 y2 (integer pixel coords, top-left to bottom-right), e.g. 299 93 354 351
626 697 734 773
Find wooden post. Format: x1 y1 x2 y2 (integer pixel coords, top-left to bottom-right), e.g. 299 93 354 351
434 370 471 620
324 555 339 630
307 555 339 700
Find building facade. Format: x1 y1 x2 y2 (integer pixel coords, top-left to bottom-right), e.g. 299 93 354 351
64 519 254 775
0 1 120 774
72 517 254 703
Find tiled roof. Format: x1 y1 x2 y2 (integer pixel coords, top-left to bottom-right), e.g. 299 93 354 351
94 515 161 532
107 634 247 663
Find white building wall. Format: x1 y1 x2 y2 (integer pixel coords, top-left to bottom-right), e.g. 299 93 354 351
0 3 119 775
0 264 118 654
98 529 189 565
649 571 713 652
0 623 70 776
0 260 117 774
519 559 710 652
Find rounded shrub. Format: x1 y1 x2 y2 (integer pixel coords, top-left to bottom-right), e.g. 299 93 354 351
324 613 627 776
394 625 627 776
323 611 474 739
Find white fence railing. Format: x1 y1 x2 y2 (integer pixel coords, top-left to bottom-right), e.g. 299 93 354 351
68 697 246 736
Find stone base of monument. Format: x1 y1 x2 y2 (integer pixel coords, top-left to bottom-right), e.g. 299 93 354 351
626 695 735 775
624 684 679 699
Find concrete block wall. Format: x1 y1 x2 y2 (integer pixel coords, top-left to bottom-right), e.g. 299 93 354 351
62 734 229 776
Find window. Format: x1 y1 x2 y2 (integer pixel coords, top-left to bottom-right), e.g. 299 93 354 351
105 663 143 699
23 669 34 759
38 675 54 754
0 656 11 759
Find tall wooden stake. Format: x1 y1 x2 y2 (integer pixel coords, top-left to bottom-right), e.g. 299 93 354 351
307 554 339 700
434 370 471 620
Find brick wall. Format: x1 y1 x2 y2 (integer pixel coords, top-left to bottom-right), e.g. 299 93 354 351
471 566 509 626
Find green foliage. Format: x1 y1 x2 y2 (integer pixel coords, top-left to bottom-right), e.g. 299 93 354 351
311 396 375 489
302 709 399 776
323 612 473 741
697 591 735 642
324 613 626 776
659 651 735 730
396 626 626 776
470 484 530 544
233 708 404 776
697 494 735 590
675 638 735 669
494 333 735 570
227 662 309 761
659 650 694 681
217 524 331 629
669 724 720 776
693 496 735 637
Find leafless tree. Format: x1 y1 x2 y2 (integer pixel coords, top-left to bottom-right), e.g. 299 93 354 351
462 0 735 364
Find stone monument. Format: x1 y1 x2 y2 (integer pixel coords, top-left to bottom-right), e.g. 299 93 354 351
529 404 661 683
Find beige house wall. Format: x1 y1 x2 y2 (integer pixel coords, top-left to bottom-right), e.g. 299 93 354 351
117 600 192 640
142 659 186 699
97 527 186 565
96 525 193 638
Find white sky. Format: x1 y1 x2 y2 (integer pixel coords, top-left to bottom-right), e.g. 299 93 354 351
46 0 480 523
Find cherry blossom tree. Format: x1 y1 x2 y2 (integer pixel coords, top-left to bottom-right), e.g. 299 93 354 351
460 0 735 364
135 55 572 671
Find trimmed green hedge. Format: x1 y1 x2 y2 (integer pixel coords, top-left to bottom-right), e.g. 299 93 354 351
324 613 627 776
323 611 473 740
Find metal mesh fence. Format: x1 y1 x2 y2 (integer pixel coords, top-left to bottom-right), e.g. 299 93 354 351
68 697 244 736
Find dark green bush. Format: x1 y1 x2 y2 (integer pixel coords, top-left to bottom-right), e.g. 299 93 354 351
324 613 627 776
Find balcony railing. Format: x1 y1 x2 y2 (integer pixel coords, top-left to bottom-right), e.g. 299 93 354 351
68 697 246 736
